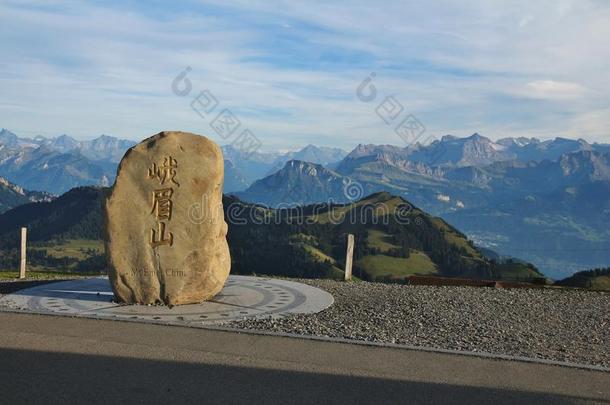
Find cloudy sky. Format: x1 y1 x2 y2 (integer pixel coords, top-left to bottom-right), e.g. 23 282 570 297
1 0 609 150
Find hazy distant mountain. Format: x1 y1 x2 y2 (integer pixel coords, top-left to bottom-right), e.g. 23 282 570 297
284 144 347 167
0 176 53 213
337 143 441 177
237 160 352 206
496 137 539 149
512 137 593 162
442 150 610 197
262 147 610 206
40 134 81 153
223 159 250 193
221 145 283 187
337 133 530 177
0 129 131 194
339 133 607 171
79 135 136 162
2 130 136 162
1 129 345 194
407 133 515 167
0 129 21 149
0 146 115 194
222 144 347 191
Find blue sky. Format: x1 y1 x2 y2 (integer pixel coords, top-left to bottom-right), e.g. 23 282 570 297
1 0 609 150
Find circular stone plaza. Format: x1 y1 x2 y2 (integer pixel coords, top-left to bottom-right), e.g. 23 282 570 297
0 276 334 325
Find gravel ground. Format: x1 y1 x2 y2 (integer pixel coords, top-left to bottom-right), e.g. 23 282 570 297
229 280 610 368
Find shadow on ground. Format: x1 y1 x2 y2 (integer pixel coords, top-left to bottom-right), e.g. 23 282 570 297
0 279 67 295
0 348 602 404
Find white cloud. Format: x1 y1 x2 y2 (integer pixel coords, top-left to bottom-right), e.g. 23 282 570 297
0 0 609 148
523 80 589 100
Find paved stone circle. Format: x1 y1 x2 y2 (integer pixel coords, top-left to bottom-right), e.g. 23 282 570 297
0 276 334 325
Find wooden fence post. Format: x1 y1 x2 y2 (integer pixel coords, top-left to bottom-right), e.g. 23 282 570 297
344 233 354 281
19 227 27 279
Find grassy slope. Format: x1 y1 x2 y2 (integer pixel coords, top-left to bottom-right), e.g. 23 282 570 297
591 276 610 291
430 217 481 258
31 239 103 260
356 252 437 280
0 188 546 283
0 270 101 280
293 238 345 278
1 239 104 274
366 230 398 253
309 193 405 224
282 194 536 281
492 262 542 279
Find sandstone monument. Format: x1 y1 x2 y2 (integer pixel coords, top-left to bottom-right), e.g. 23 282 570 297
105 131 230 305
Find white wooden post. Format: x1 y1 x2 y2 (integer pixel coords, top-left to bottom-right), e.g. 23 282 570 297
344 233 354 281
19 227 27 279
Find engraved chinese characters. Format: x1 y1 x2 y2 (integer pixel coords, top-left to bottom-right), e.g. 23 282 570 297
148 156 178 247
105 131 231 305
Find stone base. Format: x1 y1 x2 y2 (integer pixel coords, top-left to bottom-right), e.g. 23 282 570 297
0 276 333 325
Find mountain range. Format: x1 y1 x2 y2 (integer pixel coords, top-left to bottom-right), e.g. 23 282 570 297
0 128 349 196
1 128 608 278
238 136 610 211
0 129 134 194
235 134 610 278
221 144 347 191
0 129 135 162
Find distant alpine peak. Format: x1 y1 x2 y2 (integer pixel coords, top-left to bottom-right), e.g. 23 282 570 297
286 159 324 173
301 144 318 151
440 133 492 144
468 132 485 140
346 143 405 159
0 128 19 147
497 137 540 147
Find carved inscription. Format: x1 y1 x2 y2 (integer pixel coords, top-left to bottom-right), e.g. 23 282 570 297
148 156 180 186
148 156 179 248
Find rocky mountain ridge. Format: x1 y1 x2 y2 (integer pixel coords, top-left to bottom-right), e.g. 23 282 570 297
0 129 134 194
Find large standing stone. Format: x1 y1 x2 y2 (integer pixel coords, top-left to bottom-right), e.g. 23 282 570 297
106 131 230 305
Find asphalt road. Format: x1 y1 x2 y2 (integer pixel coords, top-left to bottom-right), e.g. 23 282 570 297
0 312 608 404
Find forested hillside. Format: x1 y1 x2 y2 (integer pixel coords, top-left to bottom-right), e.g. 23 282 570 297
0 187 542 282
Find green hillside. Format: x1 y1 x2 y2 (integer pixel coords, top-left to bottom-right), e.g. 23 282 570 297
0 187 543 282
0 187 106 247
356 252 437 279
556 268 610 291
223 192 542 281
